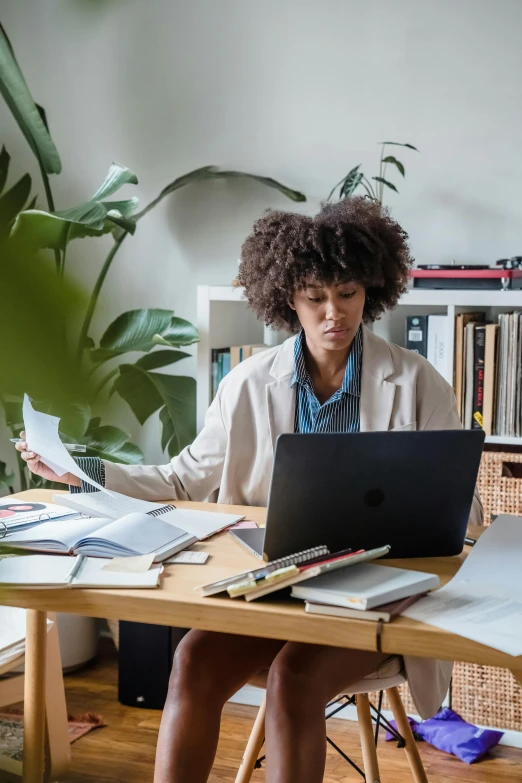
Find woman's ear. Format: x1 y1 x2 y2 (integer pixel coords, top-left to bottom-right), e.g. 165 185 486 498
288 296 296 311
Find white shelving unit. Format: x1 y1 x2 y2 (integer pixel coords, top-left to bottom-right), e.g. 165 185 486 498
197 284 522 446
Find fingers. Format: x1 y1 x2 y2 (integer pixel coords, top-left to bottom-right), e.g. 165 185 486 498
15 439 27 453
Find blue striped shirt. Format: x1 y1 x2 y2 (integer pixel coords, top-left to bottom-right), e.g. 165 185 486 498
292 327 362 434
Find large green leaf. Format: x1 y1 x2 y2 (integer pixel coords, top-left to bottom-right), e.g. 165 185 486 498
113 365 196 454
0 461 15 492
0 172 31 230
372 176 399 193
136 349 191 370
9 162 138 250
152 374 196 456
382 156 405 176
0 24 61 174
113 364 164 424
98 309 174 357
83 423 145 464
152 317 199 347
57 401 91 442
136 165 306 222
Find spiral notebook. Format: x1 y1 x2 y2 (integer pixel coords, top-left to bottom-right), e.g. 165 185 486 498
197 545 329 597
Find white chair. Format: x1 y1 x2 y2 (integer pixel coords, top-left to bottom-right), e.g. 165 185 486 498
0 613 70 782
235 656 428 783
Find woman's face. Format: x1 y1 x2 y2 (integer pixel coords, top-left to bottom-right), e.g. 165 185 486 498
289 278 366 352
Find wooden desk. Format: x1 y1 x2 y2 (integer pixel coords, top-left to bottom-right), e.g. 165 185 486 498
2 490 522 781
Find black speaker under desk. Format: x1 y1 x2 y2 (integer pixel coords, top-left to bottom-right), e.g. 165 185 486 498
118 621 188 709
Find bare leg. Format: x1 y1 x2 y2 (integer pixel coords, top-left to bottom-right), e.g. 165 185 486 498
265 643 387 783
154 631 284 783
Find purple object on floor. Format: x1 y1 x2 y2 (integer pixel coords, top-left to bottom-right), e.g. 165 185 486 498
385 716 420 742
386 707 503 764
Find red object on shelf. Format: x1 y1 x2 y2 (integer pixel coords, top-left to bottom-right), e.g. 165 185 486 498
411 269 522 279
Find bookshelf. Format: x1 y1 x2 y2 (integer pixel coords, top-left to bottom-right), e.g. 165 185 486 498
197 285 522 444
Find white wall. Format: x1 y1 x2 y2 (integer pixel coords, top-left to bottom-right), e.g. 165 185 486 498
1 0 521 464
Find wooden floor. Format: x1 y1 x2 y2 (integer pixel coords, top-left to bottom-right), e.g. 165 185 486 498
54 639 522 783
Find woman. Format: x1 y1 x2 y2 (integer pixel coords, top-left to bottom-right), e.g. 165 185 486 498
18 198 482 783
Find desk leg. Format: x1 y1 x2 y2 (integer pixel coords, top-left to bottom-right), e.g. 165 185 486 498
22 610 47 783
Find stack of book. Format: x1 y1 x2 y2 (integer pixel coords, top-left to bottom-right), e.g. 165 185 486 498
211 344 269 398
406 311 522 437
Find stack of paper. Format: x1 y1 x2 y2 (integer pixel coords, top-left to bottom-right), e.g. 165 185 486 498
404 515 522 656
0 607 53 668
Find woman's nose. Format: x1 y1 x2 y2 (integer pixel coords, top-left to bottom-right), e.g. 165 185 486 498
325 301 345 321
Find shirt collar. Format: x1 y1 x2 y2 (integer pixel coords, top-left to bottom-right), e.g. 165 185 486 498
291 325 362 397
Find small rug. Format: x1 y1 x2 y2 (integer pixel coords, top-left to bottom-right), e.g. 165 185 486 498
0 708 105 761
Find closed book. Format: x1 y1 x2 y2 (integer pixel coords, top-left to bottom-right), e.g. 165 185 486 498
455 312 485 420
472 325 486 429
304 593 426 623
291 563 439 610
406 315 428 358
427 315 449 381
240 545 390 601
483 324 499 436
464 323 476 429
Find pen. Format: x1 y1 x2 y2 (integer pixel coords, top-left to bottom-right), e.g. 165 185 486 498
65 555 86 585
464 537 476 547
10 438 87 453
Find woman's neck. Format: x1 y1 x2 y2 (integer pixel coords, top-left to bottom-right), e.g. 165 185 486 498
303 334 354 404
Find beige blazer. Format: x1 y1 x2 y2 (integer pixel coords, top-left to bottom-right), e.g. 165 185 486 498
105 326 483 718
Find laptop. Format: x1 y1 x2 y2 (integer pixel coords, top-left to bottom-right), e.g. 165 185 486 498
230 430 484 561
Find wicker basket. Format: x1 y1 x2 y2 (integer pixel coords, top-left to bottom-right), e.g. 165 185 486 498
451 450 522 730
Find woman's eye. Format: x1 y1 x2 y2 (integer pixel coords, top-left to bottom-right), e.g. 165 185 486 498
308 297 324 303
341 292 356 299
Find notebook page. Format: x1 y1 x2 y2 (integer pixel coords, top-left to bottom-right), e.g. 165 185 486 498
73 557 161 588
4 517 107 550
74 512 189 555
0 555 73 586
54 490 169 520
161 508 244 540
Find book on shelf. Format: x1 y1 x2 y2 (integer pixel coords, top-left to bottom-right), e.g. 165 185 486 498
211 344 269 398
454 312 485 419
405 315 428 358
427 315 450 382
450 310 519 438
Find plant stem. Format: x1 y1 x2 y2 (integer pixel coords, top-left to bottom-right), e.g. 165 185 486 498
16 453 27 492
37 158 62 273
362 176 376 200
76 231 128 362
379 144 386 204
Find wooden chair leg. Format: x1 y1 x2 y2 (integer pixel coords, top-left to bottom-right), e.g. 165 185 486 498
356 693 381 783
44 614 71 781
386 687 428 783
234 694 266 783
22 609 47 783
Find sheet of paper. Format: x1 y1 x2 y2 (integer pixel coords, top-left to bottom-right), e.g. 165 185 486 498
404 582 522 656
165 551 209 564
403 515 522 657
23 395 105 490
102 553 155 572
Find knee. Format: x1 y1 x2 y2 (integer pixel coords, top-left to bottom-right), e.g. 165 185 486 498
168 631 220 701
267 649 320 710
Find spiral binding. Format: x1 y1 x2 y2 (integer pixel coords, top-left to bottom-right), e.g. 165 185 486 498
267 544 329 571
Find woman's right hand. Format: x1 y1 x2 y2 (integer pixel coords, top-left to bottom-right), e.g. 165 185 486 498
14 431 81 487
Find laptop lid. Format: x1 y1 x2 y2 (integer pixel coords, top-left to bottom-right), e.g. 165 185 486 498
263 430 484 562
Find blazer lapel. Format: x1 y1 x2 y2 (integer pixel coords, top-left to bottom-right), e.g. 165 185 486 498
360 326 396 432
266 336 297 450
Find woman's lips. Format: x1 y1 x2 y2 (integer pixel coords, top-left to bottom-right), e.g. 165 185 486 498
324 327 349 339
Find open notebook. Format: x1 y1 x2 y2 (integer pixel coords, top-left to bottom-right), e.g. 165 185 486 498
3 513 196 563
53 491 244 540
0 555 162 588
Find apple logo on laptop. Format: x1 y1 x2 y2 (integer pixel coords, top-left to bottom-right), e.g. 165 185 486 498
364 488 385 507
